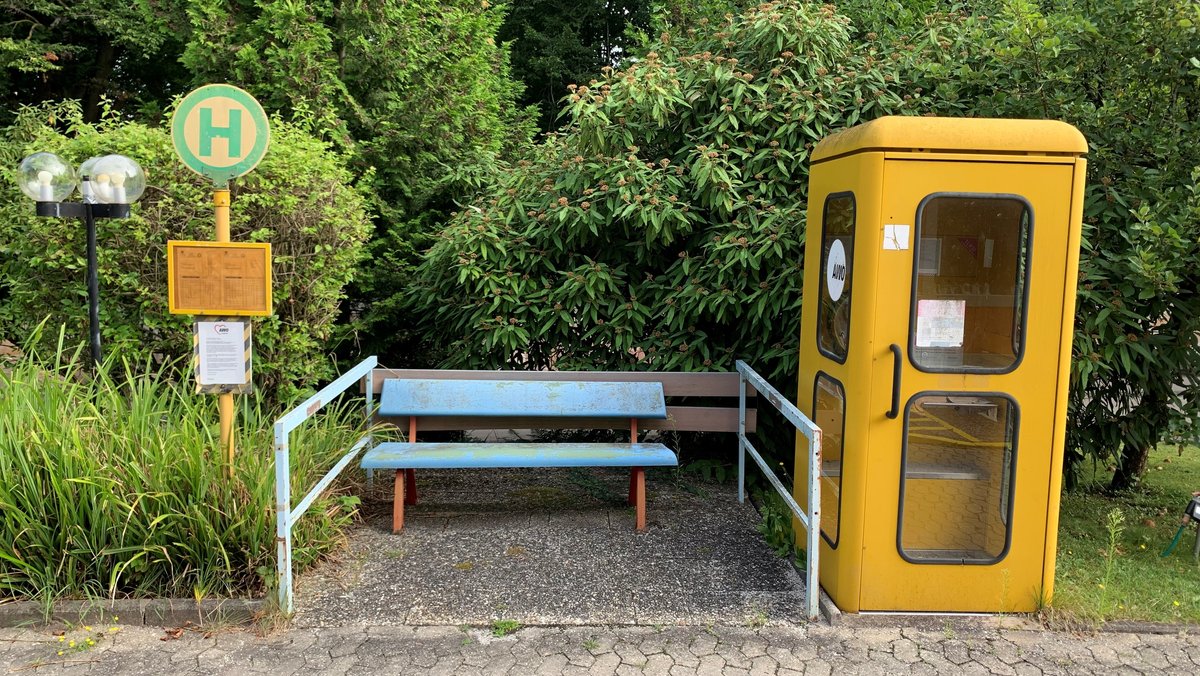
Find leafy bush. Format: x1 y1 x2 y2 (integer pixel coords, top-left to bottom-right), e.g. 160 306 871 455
414 0 921 379
0 332 364 601
881 0 1200 489
0 101 372 401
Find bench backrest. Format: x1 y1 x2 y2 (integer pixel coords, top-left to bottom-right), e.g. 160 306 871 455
367 369 757 433
380 379 667 419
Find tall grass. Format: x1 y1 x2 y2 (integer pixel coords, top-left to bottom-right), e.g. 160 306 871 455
0 335 364 602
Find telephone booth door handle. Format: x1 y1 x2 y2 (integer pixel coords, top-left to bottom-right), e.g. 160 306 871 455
886 344 902 419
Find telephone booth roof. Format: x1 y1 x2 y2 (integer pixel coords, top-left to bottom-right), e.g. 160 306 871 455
811 116 1088 163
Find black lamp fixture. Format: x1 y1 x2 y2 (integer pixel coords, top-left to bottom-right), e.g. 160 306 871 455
17 152 146 365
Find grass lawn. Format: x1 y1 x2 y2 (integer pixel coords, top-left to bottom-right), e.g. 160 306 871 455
1052 445 1200 625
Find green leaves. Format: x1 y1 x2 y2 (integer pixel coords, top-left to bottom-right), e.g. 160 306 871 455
0 344 364 599
412 0 908 379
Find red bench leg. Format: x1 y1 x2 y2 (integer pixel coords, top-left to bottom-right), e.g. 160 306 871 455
628 470 637 506
405 469 418 505
393 469 405 533
633 466 646 532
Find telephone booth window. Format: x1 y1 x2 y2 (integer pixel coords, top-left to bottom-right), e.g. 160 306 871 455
817 193 856 362
910 195 1031 373
813 373 846 547
898 394 1018 564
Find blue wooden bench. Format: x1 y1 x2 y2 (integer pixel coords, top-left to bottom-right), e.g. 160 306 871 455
360 379 679 533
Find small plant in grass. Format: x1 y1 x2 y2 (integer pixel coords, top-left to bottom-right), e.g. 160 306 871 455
755 490 796 557
745 609 768 629
1099 507 1126 614
582 637 600 651
682 459 731 484
491 619 521 637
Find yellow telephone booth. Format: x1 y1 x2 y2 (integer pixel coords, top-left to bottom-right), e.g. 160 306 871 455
794 117 1087 613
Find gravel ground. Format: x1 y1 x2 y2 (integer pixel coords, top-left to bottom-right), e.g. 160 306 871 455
294 467 806 627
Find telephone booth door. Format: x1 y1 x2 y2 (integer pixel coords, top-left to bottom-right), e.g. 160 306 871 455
858 158 1079 612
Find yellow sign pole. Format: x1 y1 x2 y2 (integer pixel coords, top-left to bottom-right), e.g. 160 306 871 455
214 189 236 476
172 84 271 481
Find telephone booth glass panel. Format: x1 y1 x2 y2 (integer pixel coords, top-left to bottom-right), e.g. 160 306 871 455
899 394 1018 564
814 373 847 546
817 194 856 362
910 195 1031 373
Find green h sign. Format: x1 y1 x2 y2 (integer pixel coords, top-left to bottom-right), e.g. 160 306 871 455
172 84 270 186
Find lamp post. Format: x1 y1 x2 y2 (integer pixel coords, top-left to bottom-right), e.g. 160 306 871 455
16 152 145 365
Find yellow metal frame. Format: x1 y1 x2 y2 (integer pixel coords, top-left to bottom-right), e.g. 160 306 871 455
795 116 1087 613
166 240 273 317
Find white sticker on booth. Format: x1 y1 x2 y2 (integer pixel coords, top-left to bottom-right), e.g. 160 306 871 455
825 239 847 301
883 224 910 250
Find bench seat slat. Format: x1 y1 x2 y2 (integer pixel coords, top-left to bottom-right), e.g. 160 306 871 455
379 380 667 418
362 442 678 469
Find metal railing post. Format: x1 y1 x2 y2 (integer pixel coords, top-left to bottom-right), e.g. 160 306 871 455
738 371 747 504
273 421 293 614
806 427 822 621
733 359 822 622
272 356 378 617
365 368 375 491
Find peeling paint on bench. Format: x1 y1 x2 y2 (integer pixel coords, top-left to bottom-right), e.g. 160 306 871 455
379 380 668 418
361 442 679 469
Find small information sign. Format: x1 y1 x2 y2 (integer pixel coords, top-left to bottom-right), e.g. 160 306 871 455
194 320 252 393
168 241 272 316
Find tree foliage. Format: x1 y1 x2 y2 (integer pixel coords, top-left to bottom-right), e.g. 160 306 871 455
0 102 372 400
500 0 651 132
0 1 188 123
179 0 537 362
877 0 1200 490
1 1 539 368
413 1 922 378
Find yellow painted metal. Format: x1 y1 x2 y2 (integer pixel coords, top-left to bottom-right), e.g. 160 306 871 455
216 189 235 477
214 188 231 240
811 116 1088 163
1042 158 1087 605
796 116 1087 613
166 240 272 316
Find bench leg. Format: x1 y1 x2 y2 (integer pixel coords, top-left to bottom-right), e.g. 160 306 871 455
405 469 419 505
633 466 646 532
628 469 637 506
393 469 405 533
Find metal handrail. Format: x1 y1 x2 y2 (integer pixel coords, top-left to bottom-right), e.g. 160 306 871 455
274 355 377 614
734 360 822 621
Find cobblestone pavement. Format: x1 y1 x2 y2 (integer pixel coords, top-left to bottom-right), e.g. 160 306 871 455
2 622 1199 674
6 469 1197 673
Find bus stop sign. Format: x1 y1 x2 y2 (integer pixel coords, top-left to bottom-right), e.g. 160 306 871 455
172 84 270 186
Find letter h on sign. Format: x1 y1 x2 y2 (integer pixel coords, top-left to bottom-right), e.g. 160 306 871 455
200 107 242 158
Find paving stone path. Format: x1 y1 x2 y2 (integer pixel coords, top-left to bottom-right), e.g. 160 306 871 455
5 468 1197 673
2 622 1199 674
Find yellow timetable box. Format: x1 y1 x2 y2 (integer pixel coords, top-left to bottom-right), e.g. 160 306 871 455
167 240 272 316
